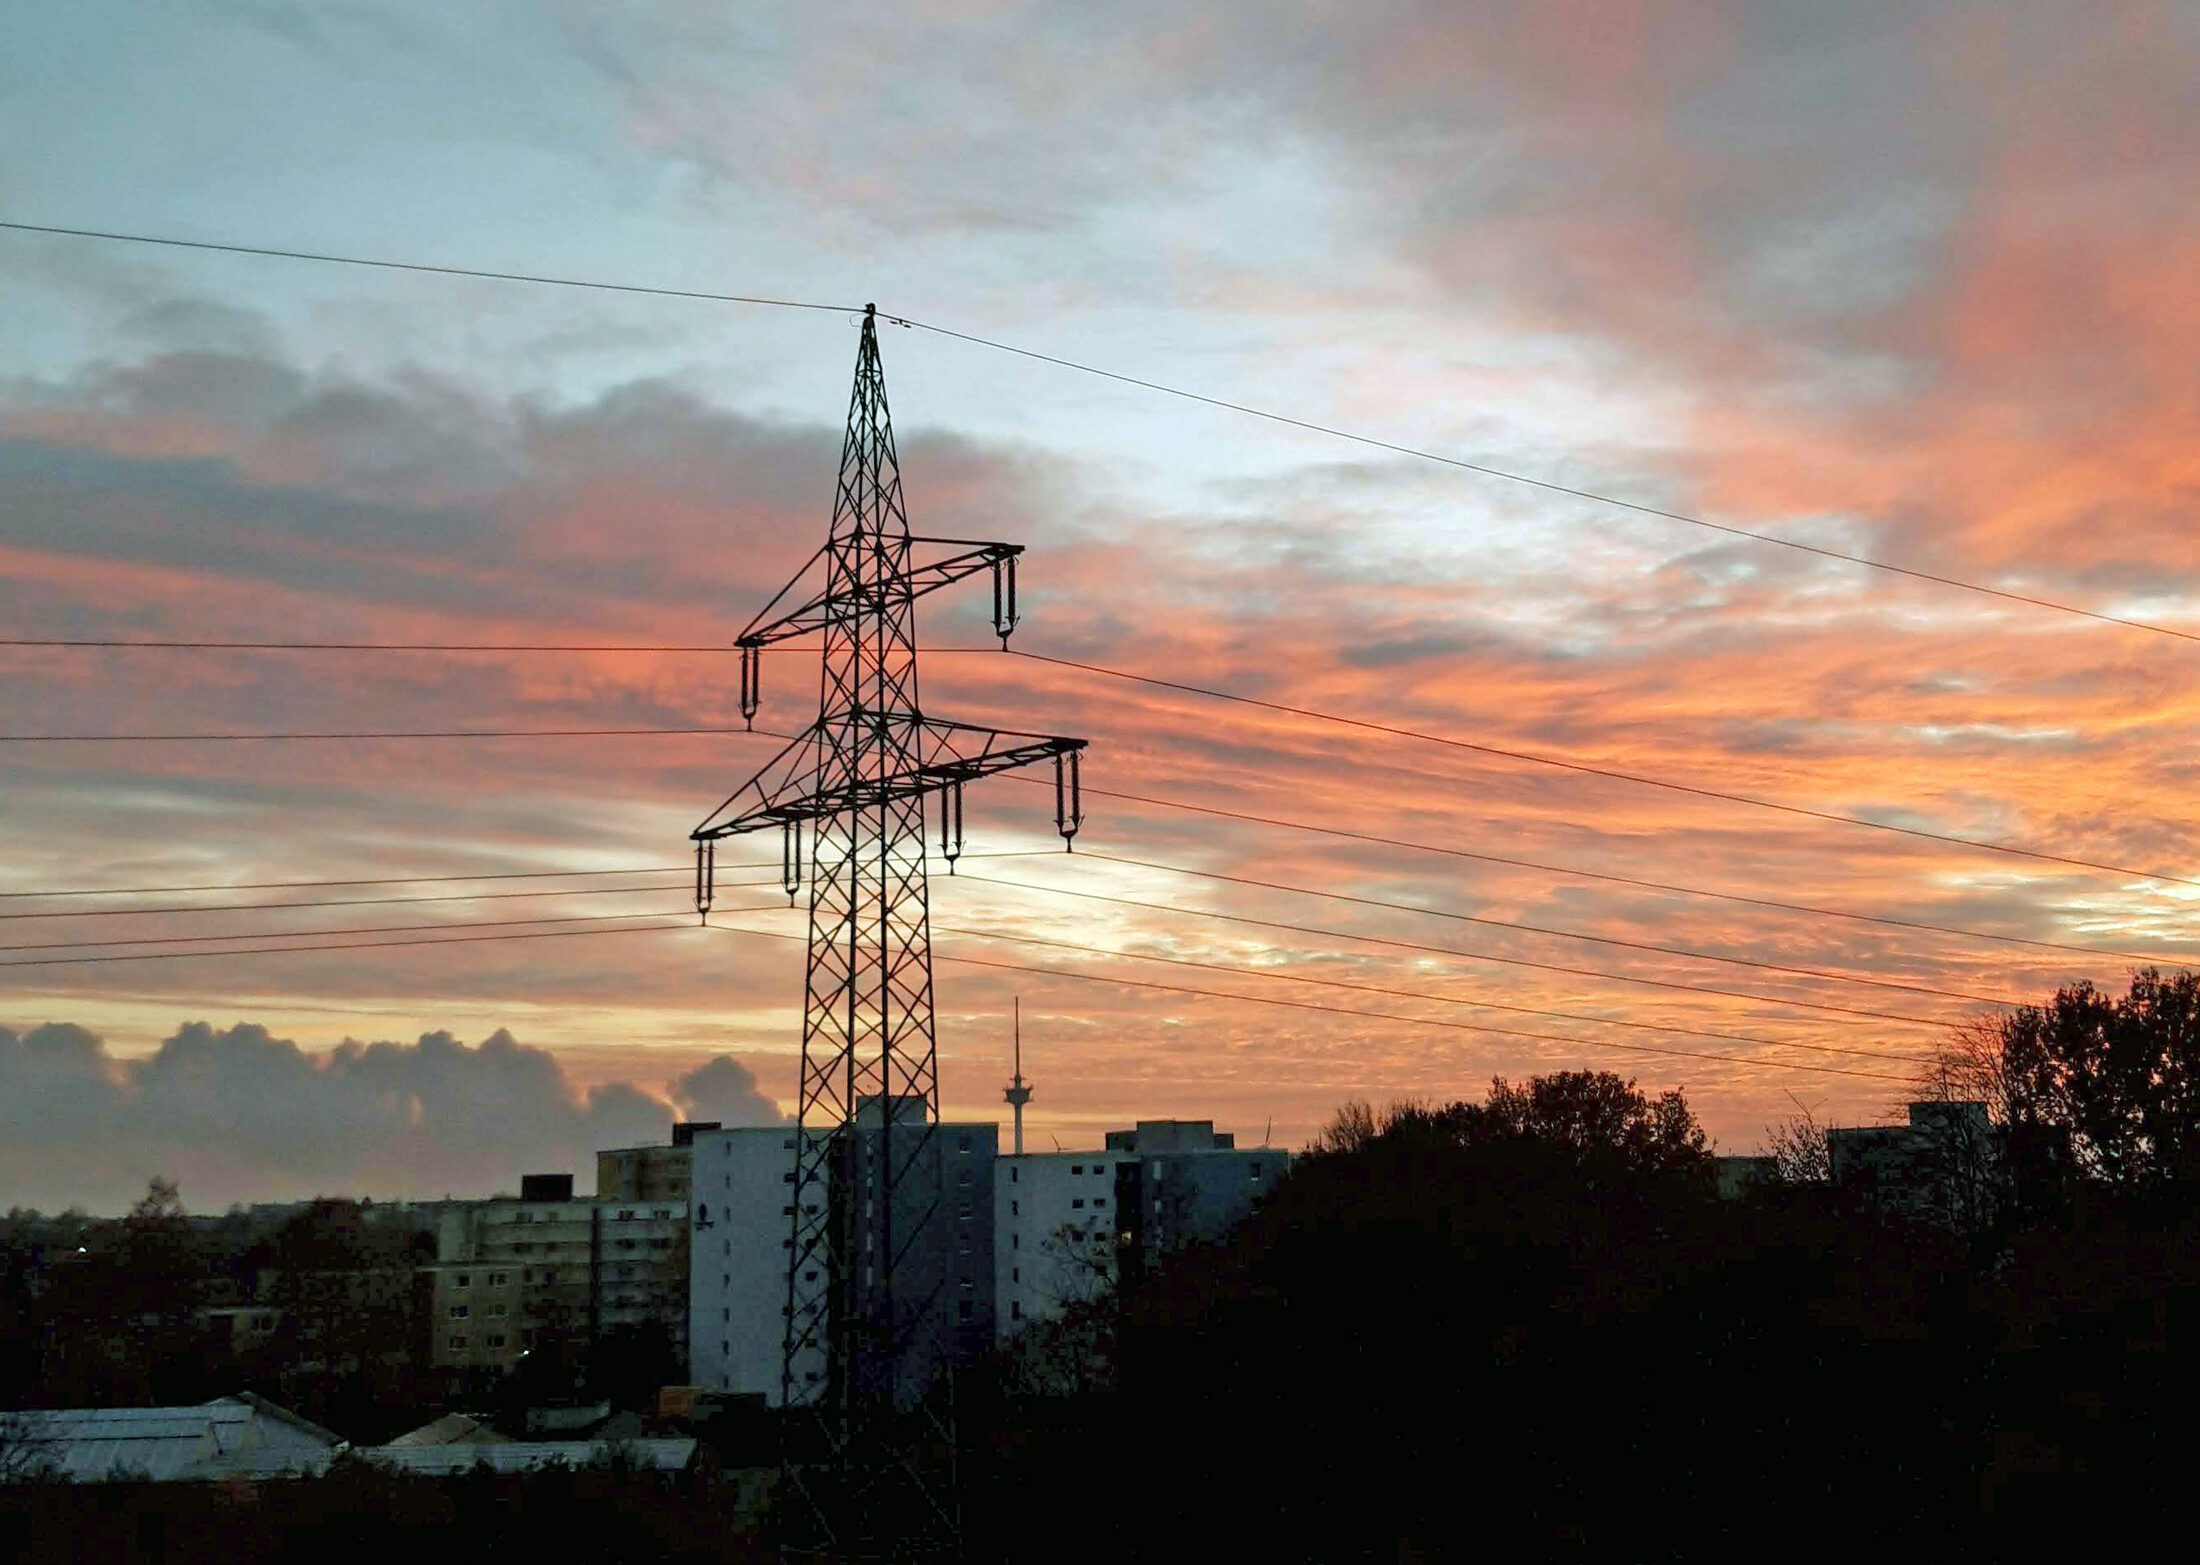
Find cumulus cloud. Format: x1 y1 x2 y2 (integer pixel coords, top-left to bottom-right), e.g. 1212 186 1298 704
0 1020 783 1213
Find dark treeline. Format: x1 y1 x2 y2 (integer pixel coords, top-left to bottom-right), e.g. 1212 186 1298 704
962 976 2200 1556
8 974 2200 1558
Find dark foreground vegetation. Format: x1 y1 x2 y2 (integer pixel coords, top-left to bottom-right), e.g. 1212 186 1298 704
8 974 2200 1559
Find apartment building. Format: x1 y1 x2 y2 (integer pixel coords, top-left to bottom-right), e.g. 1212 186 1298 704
687 1103 998 1406
997 1120 1281 1337
597 1120 720 1204
424 1173 687 1374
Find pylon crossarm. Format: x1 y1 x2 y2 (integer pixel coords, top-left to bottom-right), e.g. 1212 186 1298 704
689 723 829 839
737 539 1024 647
734 542 831 647
693 728 1084 841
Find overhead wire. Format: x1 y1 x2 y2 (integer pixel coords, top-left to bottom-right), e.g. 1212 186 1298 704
701 915 1920 1084
0 220 860 314
4 217 2189 644
893 317 2200 645
1034 858 2019 1006
993 649 2200 891
942 871 1968 1030
0 851 1045 919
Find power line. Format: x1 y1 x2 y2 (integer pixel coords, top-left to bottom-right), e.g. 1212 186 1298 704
0 639 743 652
705 917 1919 1084
1038 857 2019 1006
897 319 2200 645
21 637 2191 894
6 219 2188 646
0 864 698 900
0 220 859 315
0 915 707 970
945 871 1967 1031
0 907 698 955
0 851 1047 918
1002 650 2200 891
917 910 1929 1066
0 881 1920 1083
7 683 2181 970
0 724 758 743
1055 781 2186 968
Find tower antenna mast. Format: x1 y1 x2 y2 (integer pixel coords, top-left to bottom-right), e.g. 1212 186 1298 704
1004 997 1034 1157
690 306 1087 1555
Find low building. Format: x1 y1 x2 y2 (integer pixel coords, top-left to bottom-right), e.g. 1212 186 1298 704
7 1394 343 1483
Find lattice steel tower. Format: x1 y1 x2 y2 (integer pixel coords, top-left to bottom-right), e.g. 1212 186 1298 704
691 305 1086 1554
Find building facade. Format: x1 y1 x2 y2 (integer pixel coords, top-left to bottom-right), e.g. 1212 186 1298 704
687 1109 999 1405
597 1121 719 1205
424 1185 687 1374
997 1120 1281 1338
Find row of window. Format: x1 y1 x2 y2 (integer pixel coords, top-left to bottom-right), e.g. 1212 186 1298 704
446 1334 509 1351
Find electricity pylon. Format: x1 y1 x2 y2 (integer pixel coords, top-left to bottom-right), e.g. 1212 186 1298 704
691 304 1087 1555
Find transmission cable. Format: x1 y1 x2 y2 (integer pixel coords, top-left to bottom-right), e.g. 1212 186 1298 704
0 907 700 955
1013 859 2019 1006
942 872 1965 1031
994 650 2200 891
893 319 2199 645
4 217 2185 645
702 917 1917 1084
0 221 859 314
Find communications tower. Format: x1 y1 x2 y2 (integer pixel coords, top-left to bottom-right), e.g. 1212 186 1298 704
1004 997 1033 1156
690 306 1087 1555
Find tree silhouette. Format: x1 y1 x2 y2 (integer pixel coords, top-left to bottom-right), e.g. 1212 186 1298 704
1963 968 2200 1198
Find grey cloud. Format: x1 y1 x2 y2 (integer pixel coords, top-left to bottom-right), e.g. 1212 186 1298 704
0 1019 784 1213
670 1054 787 1127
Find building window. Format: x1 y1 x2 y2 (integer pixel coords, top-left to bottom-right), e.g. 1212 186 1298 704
957 1134 971 1153
454 1273 471 1289
449 1305 469 1320
722 1308 730 1323
1070 1165 1083 1175
957 1300 973 1321
1011 1302 1021 1321
488 1335 507 1349
1093 1198 1107 1209
783 1172 796 1183
488 1273 508 1287
1250 1162 1263 1180
1011 1200 1019 1217
783 1138 795 1150
488 1304 508 1318
1072 1198 1085 1209
541 1269 557 1284
1010 1166 1018 1184
1012 1267 1020 1284
653 1209 670 1219
782 1205 795 1217
449 1335 469 1350
1011 1234 1018 1250
619 1210 635 1220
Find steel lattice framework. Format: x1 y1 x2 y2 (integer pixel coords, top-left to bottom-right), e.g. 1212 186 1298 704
691 304 1085 1554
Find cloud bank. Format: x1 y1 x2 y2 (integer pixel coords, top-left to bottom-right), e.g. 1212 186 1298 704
0 1019 784 1214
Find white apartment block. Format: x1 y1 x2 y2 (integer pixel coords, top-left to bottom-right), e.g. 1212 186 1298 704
997 1120 1284 1340
688 1126 830 1405
687 1113 999 1406
994 1150 1126 1334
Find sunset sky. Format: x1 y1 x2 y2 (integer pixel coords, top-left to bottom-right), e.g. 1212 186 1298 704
4 1 2198 1211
